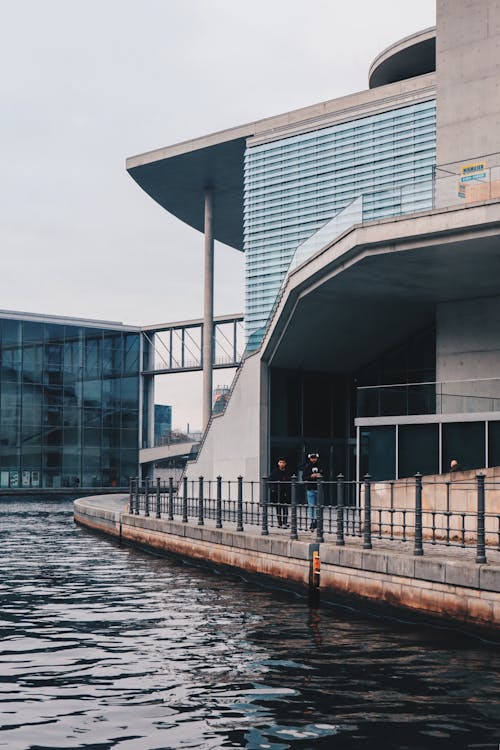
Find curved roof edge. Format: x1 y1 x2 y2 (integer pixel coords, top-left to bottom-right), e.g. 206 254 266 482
369 27 436 89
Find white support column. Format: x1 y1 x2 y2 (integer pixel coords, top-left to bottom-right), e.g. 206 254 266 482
202 188 214 429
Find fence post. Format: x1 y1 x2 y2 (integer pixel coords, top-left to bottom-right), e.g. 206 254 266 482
168 477 174 520
476 473 487 564
198 476 204 526
363 474 372 550
237 476 244 532
216 476 223 528
336 473 345 546
182 476 188 523
144 477 150 517
414 473 424 556
316 478 324 543
261 476 269 536
156 477 161 519
129 477 134 513
135 477 140 515
290 475 298 540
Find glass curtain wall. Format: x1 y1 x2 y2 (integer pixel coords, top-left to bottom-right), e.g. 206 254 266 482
244 100 436 343
270 368 356 481
0 318 140 489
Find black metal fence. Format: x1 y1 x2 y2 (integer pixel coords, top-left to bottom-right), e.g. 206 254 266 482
128 473 500 564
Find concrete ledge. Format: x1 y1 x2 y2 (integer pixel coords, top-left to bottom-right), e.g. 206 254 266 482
480 566 500 593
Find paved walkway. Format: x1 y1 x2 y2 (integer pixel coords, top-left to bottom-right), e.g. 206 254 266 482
94 493 500 567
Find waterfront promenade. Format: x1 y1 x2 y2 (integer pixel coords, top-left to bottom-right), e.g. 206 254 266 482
74 491 500 633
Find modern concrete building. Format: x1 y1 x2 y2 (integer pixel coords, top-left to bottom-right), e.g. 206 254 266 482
127 0 500 483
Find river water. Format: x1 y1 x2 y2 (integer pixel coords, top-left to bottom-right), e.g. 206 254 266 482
1 498 499 750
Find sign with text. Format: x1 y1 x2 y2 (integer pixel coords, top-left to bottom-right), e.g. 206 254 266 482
458 161 488 197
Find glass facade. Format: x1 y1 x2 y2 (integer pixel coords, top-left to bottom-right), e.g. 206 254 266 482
244 100 436 342
0 317 140 489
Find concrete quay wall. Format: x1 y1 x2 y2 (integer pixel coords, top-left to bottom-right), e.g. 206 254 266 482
320 545 500 630
74 496 500 632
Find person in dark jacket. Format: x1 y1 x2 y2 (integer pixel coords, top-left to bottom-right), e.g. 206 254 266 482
300 452 327 530
269 457 292 527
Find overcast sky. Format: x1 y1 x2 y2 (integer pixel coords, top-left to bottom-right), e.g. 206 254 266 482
1 0 436 430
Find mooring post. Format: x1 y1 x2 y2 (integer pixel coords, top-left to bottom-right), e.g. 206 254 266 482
414 473 424 556
476 473 487 564
363 474 372 550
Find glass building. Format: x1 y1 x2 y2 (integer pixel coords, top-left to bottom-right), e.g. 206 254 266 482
0 314 140 490
244 99 436 342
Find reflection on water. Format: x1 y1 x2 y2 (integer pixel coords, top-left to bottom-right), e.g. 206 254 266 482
0 498 499 750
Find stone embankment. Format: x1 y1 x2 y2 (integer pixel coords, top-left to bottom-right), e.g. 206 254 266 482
74 494 500 633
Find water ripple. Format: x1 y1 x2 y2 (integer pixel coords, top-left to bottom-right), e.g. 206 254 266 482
0 498 499 749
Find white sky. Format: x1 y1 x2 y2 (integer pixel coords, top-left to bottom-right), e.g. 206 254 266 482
1 0 436 430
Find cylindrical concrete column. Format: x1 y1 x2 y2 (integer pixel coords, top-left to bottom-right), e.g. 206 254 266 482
202 188 214 429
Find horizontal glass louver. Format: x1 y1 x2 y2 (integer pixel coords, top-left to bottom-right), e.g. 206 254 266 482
244 100 436 343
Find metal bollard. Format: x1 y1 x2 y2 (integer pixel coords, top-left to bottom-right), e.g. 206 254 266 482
182 476 188 523
198 476 204 526
476 473 487 564
414 473 423 556
156 477 161 519
135 477 140 515
168 476 174 520
237 476 244 532
129 477 134 512
363 474 372 550
336 474 345 546
290 475 298 540
261 476 269 536
216 476 223 528
316 478 324 543
144 477 150 517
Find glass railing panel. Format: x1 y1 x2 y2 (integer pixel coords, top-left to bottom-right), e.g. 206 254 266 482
357 379 500 418
289 196 363 272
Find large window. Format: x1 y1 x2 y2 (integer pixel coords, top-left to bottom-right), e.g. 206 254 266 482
442 422 485 473
398 424 439 478
360 426 396 481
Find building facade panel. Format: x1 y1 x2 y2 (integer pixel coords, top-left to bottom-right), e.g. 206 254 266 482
244 100 436 342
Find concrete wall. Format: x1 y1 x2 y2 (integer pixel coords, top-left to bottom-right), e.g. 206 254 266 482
186 352 264 482
369 466 500 544
436 0 500 168
436 296 500 400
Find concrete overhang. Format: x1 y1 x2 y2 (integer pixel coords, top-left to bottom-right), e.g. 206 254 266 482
127 128 252 251
262 200 500 374
369 27 436 89
126 74 435 252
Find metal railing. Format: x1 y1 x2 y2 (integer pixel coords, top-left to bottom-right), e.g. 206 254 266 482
129 473 500 564
357 377 500 418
